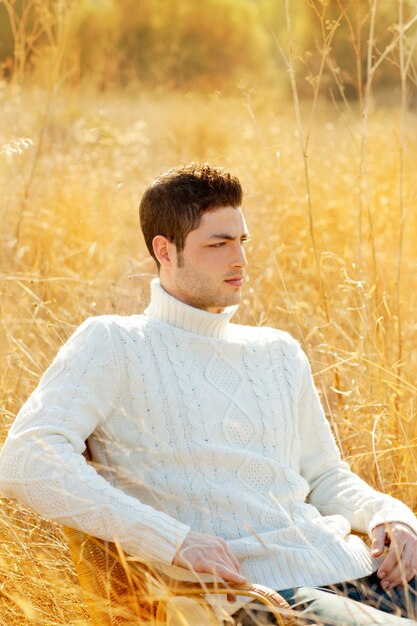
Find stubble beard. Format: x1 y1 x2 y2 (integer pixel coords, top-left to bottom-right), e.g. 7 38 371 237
175 255 241 312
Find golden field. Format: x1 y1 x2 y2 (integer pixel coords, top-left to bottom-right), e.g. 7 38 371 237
0 81 417 624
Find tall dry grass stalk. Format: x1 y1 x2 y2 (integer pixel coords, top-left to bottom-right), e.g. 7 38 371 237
1 0 417 624
2 0 78 243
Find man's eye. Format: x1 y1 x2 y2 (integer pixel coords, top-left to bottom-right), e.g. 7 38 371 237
210 242 226 247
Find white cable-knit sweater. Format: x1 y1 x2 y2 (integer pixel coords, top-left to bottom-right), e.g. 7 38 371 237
1 279 416 593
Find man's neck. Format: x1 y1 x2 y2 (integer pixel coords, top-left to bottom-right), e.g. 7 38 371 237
144 278 237 339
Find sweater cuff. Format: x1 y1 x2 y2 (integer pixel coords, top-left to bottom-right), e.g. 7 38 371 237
368 507 417 539
125 509 191 565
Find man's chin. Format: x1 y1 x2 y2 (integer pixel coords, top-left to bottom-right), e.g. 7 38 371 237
220 290 242 308
205 294 241 313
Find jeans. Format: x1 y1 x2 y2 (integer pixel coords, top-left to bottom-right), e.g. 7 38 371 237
233 573 417 625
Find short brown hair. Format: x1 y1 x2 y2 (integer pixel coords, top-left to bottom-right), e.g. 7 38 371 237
139 162 243 268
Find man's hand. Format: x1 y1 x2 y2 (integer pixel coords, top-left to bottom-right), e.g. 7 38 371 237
371 522 417 589
173 530 247 601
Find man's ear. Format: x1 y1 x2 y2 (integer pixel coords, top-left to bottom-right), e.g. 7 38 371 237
152 235 174 268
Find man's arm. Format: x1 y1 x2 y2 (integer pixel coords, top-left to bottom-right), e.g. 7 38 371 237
297 346 417 534
296 344 417 585
0 317 244 584
0 318 190 565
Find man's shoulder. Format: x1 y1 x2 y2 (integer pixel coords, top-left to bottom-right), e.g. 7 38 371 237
83 313 147 328
69 313 148 343
230 322 301 352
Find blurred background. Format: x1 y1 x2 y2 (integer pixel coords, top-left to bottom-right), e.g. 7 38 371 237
1 1 417 624
0 0 414 98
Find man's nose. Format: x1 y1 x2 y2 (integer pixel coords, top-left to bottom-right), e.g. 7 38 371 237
231 244 247 268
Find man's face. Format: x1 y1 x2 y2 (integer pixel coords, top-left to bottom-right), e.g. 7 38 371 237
163 206 249 313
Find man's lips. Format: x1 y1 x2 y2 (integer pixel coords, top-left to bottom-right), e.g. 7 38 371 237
225 277 243 287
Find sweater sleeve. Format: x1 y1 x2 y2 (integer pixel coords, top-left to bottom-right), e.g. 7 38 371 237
0 317 190 565
297 345 417 537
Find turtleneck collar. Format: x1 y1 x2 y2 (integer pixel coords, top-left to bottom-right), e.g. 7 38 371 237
144 278 238 339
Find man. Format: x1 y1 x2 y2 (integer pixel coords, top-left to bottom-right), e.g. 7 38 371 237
1 163 417 625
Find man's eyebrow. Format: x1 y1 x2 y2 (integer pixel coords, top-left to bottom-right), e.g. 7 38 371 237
207 233 251 240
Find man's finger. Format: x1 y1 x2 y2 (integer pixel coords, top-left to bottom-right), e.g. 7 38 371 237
371 524 388 557
380 561 412 589
227 549 241 572
191 550 247 582
401 542 416 571
378 544 416 588
221 547 242 576
182 553 246 583
205 561 247 584
380 563 401 589
400 543 417 582
377 543 403 580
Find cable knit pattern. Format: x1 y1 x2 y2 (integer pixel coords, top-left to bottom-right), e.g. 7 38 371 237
1 278 417 595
